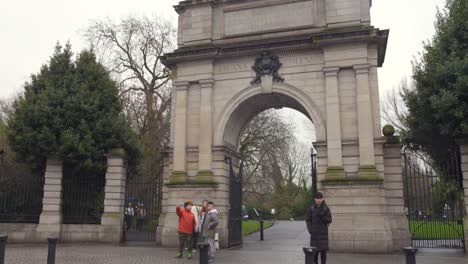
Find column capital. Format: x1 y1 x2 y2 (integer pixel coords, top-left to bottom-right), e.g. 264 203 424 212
323 67 340 76
353 64 370 74
199 79 215 88
174 81 190 91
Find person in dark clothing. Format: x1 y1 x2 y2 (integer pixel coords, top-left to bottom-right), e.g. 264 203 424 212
306 192 332 264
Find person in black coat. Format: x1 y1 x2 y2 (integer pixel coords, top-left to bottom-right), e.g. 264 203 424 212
306 192 332 264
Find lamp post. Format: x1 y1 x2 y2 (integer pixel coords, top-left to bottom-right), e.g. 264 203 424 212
311 146 317 197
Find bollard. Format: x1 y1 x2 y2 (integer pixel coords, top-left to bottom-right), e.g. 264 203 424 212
0 235 7 264
198 242 210 264
260 220 264 241
303 247 318 264
403 247 418 264
47 238 58 264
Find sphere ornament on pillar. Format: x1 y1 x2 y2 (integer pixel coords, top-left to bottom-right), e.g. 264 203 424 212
382 124 401 144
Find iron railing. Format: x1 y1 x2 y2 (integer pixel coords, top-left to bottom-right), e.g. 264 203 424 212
123 164 163 242
403 147 465 249
0 150 44 223
62 165 105 224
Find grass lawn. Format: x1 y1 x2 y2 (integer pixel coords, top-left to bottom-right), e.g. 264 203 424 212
242 220 273 236
409 220 464 240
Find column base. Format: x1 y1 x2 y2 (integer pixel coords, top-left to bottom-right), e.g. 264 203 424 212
195 170 216 184
325 166 345 180
358 165 381 181
168 171 187 184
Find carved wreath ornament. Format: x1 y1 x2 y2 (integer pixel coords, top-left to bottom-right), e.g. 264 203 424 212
251 51 284 85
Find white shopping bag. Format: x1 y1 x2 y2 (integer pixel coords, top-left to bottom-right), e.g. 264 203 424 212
214 233 219 249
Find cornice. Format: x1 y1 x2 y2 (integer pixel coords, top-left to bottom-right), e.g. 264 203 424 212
161 27 389 68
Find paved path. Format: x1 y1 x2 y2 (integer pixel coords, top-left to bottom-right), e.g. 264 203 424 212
4 221 467 264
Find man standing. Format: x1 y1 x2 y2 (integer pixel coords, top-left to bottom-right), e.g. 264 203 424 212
201 201 218 262
306 192 332 264
124 202 134 230
176 201 196 259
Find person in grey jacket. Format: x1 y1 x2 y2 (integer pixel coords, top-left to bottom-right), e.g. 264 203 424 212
201 201 218 262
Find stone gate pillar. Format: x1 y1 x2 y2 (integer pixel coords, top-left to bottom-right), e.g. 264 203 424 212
383 141 411 251
100 149 127 242
458 141 468 252
37 157 63 240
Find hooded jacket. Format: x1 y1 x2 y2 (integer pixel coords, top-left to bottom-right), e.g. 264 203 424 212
201 208 218 239
176 206 196 235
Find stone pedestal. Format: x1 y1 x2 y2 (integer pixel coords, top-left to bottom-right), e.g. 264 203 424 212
156 185 229 248
157 147 230 248
37 157 63 240
324 184 394 253
100 150 128 242
323 142 410 253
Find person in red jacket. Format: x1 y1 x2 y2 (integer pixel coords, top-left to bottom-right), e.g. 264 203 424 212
176 201 196 259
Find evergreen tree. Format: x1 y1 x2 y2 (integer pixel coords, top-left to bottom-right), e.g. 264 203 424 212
7 43 140 175
403 0 467 162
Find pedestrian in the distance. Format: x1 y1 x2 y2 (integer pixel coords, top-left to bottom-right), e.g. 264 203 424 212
201 201 218 263
305 192 332 264
124 202 134 230
176 201 196 259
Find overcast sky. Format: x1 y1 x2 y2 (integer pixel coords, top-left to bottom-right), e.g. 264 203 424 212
0 0 446 141
0 0 445 100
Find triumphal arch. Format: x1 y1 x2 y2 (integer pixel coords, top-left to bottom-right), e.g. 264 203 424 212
157 0 410 253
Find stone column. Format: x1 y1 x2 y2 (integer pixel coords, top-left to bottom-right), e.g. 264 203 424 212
323 67 344 179
100 149 127 242
37 157 63 239
354 64 377 178
459 142 468 252
197 79 215 183
170 82 189 183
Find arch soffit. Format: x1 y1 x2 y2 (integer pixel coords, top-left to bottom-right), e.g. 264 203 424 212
213 82 327 146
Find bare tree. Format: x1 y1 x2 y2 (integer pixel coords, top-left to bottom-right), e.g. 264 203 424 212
84 15 176 178
0 96 15 126
279 142 311 189
239 110 294 200
382 78 412 133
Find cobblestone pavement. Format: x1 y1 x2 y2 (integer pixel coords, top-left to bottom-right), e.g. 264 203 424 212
4 221 467 264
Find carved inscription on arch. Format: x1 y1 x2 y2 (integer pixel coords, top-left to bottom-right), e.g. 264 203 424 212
215 52 323 74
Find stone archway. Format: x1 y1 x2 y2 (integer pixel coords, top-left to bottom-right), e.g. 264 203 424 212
214 83 326 149
156 0 410 253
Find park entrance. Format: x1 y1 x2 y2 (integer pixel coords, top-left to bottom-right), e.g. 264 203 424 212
156 0 417 253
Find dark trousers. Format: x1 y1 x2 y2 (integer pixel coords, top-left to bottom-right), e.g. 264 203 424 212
178 232 193 253
192 232 199 250
136 218 144 231
314 250 327 264
124 216 133 230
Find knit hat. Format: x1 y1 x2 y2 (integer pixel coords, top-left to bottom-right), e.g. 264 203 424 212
184 200 193 208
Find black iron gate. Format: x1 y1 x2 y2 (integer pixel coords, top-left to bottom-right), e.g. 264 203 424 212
0 149 44 223
123 166 163 242
403 147 465 249
228 156 243 247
